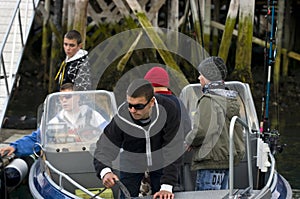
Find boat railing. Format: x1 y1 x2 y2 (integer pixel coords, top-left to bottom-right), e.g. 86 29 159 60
229 116 275 199
44 160 103 199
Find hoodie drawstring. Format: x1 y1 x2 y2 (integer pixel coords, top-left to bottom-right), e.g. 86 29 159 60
55 61 66 86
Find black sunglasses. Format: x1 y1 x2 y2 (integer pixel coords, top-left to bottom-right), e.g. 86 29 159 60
128 97 153 110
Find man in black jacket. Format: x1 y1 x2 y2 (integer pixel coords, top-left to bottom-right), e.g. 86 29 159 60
94 79 184 199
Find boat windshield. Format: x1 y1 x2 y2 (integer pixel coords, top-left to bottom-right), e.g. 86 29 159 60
40 90 117 152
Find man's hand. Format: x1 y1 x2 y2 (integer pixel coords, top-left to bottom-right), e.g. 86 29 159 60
184 141 192 152
0 146 15 156
102 172 119 188
153 190 174 199
186 145 193 152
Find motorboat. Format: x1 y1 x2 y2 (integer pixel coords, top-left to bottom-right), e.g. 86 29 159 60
3 82 292 198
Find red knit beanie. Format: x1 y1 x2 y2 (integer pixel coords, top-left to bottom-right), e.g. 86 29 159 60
144 66 170 87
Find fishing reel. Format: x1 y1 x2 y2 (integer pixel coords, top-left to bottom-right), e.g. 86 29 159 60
262 129 286 155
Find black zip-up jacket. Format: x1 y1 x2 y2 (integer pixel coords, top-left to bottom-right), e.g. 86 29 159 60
56 49 91 90
94 94 184 187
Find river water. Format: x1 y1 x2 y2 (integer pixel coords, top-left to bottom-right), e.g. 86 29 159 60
276 111 300 192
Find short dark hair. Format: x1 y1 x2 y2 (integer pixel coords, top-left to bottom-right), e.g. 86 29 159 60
127 79 154 101
64 30 82 44
60 83 74 91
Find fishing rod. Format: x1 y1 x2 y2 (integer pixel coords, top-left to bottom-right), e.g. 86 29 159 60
260 0 276 135
260 0 282 153
258 0 286 189
263 0 285 154
257 1 276 189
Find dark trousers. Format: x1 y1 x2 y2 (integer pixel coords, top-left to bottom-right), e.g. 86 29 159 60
119 169 162 198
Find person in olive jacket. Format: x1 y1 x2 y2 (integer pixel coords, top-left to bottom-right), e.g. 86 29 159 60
185 56 245 191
